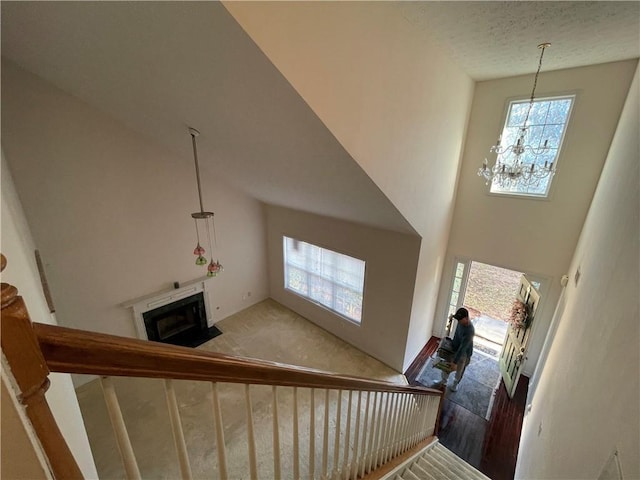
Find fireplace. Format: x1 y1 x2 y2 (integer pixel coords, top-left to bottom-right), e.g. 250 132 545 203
125 281 222 348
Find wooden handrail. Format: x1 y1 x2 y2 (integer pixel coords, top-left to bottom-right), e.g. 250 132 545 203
34 322 441 396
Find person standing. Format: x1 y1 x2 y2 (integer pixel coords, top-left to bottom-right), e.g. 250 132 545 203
439 307 475 391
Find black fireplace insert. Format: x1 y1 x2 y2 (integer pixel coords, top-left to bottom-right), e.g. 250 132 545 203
142 292 221 347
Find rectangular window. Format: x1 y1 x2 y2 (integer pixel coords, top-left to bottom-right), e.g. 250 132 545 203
283 236 365 323
491 95 574 197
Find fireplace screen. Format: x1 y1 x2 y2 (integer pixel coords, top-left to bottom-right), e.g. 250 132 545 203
143 293 207 346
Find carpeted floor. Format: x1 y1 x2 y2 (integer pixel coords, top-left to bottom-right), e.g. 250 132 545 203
76 299 407 479
416 352 500 419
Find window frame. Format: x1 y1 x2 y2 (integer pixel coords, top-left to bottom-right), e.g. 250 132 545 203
282 235 366 325
486 93 577 200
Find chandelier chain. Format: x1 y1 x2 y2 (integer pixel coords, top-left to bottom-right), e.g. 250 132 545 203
523 44 548 131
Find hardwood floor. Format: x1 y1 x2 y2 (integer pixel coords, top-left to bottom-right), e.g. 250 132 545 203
438 398 487 469
481 374 529 480
406 337 528 480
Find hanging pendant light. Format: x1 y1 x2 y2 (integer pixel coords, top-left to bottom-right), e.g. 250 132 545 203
188 127 223 277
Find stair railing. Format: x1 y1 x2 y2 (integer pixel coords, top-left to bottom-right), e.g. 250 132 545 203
1 255 442 479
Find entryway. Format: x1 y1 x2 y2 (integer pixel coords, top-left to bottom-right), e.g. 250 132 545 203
405 259 533 479
451 260 523 357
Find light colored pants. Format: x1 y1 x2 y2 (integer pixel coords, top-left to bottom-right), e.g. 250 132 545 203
441 355 470 385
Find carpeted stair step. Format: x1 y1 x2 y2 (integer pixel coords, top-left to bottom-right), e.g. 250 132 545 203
389 440 490 480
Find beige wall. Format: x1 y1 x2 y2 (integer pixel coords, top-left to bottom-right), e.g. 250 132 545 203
1 61 269 382
516 64 639 480
266 205 420 372
437 60 638 375
224 2 475 370
1 152 98 477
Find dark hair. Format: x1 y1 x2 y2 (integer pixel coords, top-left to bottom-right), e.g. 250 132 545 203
453 307 469 320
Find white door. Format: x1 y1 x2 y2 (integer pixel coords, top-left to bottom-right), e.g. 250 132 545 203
499 275 540 398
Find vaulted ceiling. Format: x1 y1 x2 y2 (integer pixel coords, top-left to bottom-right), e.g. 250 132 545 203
1 1 415 234
2 1 637 235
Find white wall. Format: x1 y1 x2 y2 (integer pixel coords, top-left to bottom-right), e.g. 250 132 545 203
515 64 639 480
1 61 269 379
266 205 421 372
1 152 98 478
224 2 476 370
438 60 638 375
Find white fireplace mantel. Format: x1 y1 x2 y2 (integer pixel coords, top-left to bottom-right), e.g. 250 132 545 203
122 277 214 340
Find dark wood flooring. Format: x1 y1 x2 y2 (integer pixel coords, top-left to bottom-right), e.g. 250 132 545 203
405 337 528 480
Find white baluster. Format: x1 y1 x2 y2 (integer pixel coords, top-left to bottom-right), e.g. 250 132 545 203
272 385 281 479
341 390 353 480
164 379 193 480
390 393 403 459
100 376 141 480
383 393 398 464
293 386 300 480
359 391 372 479
211 382 228 479
310 388 315 480
406 394 419 450
411 395 423 447
416 395 427 446
418 395 429 442
374 392 387 468
332 389 342 479
405 395 420 450
396 393 410 457
382 393 396 464
374 392 391 468
350 391 362 480
322 389 330 479
390 393 404 460
367 392 382 474
245 384 258 480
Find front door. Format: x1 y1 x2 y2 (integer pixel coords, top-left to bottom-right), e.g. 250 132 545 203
499 275 540 398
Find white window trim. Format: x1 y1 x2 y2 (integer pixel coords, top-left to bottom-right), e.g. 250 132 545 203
486 92 577 200
282 235 366 325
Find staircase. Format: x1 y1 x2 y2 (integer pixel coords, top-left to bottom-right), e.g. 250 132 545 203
382 440 490 480
1 253 489 479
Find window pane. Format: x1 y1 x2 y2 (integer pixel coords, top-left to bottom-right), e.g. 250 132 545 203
283 236 365 323
491 95 574 197
507 102 528 127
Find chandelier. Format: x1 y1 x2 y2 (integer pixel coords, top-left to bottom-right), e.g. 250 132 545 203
188 128 223 277
478 43 556 188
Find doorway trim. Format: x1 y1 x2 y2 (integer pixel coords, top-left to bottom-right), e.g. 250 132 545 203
437 256 551 376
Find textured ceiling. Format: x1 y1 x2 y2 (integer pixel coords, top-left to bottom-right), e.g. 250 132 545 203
400 1 640 80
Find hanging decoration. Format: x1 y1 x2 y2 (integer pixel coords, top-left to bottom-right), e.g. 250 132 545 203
188 127 223 277
508 299 530 330
478 43 556 188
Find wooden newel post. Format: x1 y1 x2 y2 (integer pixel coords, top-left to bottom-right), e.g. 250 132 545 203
1 254 83 479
